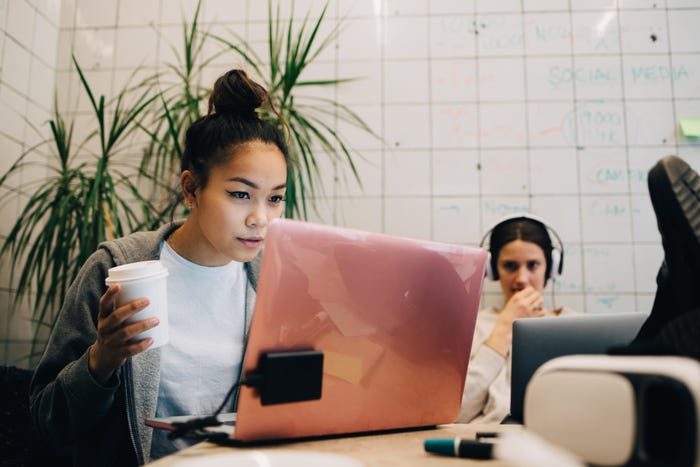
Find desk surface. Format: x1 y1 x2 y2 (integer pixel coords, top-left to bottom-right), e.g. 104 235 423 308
147 423 518 466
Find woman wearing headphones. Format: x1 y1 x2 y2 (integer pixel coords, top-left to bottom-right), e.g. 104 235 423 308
457 214 577 423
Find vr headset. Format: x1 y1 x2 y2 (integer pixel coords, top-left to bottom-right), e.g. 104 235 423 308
524 355 700 467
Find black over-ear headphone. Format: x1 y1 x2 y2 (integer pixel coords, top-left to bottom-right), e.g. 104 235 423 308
479 213 564 281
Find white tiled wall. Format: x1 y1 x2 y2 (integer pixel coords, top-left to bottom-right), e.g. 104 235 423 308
0 0 60 366
2 0 700 365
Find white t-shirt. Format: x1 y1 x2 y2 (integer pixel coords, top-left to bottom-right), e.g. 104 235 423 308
150 241 247 459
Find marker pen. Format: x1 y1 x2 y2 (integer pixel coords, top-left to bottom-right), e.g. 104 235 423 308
424 437 494 460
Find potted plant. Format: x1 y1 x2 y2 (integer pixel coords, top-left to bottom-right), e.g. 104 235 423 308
145 0 378 218
0 59 163 363
0 0 378 364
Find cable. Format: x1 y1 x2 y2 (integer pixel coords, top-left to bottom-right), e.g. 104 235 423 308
164 351 320 440
168 376 260 440
213 378 241 416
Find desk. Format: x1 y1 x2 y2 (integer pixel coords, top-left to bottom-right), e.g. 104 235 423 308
147 423 518 466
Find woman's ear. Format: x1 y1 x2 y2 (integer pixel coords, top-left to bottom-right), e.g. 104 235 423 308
180 170 198 209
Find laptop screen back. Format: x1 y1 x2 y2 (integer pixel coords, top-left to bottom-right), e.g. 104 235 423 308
509 312 649 424
233 219 487 442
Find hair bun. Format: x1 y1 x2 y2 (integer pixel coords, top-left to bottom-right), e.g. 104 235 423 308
208 69 267 119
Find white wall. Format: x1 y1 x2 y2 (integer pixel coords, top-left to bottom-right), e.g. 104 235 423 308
0 0 60 365
2 0 700 365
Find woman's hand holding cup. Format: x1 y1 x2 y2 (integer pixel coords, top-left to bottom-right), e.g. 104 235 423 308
89 284 159 385
89 260 170 384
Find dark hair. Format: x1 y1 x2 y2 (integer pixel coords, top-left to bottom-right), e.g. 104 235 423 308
489 217 554 280
181 69 289 188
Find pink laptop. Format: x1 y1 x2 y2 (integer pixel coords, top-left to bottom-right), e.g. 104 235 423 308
230 219 487 442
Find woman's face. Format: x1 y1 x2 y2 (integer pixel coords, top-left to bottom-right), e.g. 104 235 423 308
187 141 287 265
496 239 547 302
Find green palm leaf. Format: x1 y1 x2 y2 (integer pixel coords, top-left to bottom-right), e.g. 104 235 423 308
0 0 381 364
0 57 163 363
211 0 381 218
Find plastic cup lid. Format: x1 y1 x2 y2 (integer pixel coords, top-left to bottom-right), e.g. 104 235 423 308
105 260 168 283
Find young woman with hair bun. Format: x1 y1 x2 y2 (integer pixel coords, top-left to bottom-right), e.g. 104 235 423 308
30 69 289 465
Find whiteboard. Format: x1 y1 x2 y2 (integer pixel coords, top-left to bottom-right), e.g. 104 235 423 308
324 0 700 314
47 0 700 316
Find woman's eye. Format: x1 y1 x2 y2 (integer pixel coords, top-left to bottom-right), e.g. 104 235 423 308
269 195 286 204
228 191 249 199
527 261 540 270
501 262 518 272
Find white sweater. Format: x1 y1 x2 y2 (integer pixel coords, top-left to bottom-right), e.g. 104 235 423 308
457 306 576 423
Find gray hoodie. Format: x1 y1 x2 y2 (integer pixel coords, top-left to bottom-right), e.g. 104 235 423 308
29 221 260 466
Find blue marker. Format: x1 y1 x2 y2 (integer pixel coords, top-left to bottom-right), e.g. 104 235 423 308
424 437 494 459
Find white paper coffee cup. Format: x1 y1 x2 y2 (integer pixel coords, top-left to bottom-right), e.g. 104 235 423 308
105 260 169 348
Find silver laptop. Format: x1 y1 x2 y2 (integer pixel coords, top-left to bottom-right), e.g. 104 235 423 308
507 312 649 424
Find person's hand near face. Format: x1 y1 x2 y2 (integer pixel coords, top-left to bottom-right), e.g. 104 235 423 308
485 239 548 357
486 285 544 356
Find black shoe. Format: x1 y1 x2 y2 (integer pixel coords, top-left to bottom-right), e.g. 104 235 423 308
648 155 700 267
620 156 700 358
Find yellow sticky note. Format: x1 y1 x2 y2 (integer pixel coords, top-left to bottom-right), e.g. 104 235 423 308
680 118 700 138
